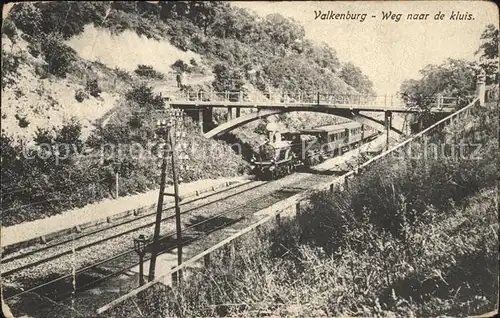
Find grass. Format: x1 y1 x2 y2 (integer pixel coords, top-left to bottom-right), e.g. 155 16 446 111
108 188 497 317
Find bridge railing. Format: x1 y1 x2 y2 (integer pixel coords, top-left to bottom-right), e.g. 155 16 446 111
168 90 463 109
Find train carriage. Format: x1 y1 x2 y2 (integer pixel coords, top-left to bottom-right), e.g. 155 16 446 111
251 121 379 180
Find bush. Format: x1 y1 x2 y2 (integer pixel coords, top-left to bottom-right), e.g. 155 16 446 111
125 83 165 110
75 89 89 102
133 64 165 80
14 114 30 128
2 18 18 41
85 78 101 97
6 3 42 36
114 67 133 82
40 33 77 78
27 42 41 58
172 59 189 73
1 50 23 89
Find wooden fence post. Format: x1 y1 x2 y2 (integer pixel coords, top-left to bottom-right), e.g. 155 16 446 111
204 253 211 268
171 266 178 287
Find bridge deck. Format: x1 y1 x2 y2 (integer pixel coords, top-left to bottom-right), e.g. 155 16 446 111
169 101 456 113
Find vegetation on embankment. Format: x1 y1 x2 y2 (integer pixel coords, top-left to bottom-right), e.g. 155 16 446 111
1 1 376 226
108 99 498 317
3 1 374 132
1 84 247 226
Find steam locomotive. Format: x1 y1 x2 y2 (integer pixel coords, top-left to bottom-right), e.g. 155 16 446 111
250 122 379 180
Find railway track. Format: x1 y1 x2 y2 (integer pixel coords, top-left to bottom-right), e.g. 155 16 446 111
1 180 268 294
34 189 294 303
3 172 334 307
1 180 263 273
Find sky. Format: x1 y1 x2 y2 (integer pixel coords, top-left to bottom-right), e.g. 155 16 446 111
232 1 499 95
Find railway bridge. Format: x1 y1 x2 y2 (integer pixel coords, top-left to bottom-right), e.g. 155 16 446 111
164 91 466 139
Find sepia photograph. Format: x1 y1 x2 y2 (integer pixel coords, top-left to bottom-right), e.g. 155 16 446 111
1 1 498 317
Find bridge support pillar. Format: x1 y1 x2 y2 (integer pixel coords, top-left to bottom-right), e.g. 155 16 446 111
384 111 392 151
236 107 241 118
228 107 233 121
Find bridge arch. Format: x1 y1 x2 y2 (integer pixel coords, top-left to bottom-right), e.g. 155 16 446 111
203 108 403 139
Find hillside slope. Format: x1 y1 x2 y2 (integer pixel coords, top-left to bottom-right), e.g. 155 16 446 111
1 1 376 225
2 1 375 141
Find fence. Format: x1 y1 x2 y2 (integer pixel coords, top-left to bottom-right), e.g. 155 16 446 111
96 96 480 315
168 90 464 109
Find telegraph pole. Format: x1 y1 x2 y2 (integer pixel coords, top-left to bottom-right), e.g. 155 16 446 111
148 120 170 282
170 125 183 281
148 118 183 282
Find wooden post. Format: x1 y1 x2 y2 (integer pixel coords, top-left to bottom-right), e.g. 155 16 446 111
275 213 281 227
171 267 178 287
317 92 320 104
329 183 334 193
204 253 211 268
295 201 301 215
228 107 233 120
236 107 241 118
115 172 119 199
385 111 392 151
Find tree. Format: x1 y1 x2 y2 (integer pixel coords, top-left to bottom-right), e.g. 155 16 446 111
476 24 499 60
307 43 341 73
339 62 375 95
212 63 245 92
40 33 78 78
260 14 305 55
475 24 499 84
125 83 165 110
188 2 230 36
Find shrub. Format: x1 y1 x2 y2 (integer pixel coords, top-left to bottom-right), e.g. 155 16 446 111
6 3 42 36
1 50 23 89
85 78 101 97
27 42 41 58
75 89 89 102
40 33 77 78
114 67 133 82
172 59 189 73
134 64 165 80
125 83 165 110
14 114 29 128
2 18 18 41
